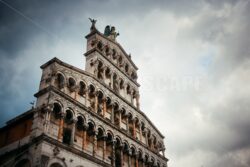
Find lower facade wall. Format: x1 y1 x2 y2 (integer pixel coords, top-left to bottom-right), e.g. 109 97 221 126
40 141 103 167
1 140 106 167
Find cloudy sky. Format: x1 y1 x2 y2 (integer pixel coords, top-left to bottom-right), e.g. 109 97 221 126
1 0 250 166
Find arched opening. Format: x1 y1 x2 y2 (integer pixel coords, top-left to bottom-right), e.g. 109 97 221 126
153 136 158 153
134 117 140 140
68 77 76 92
113 103 120 128
96 128 105 159
105 97 112 120
62 110 73 145
128 113 133 137
75 116 84 145
52 103 62 121
97 61 104 80
119 78 124 95
105 67 111 87
130 147 137 167
88 84 96 111
147 130 152 148
15 159 31 167
132 90 137 106
86 122 95 154
78 81 86 96
126 84 131 95
106 132 113 164
97 91 104 116
123 142 130 167
56 73 65 89
115 137 122 167
105 67 111 77
141 122 146 144
120 108 127 131
113 73 118 92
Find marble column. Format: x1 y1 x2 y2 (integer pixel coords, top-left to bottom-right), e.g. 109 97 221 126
70 118 77 145
57 113 65 141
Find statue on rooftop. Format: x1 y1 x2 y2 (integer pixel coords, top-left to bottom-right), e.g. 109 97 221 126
104 25 111 36
89 18 97 31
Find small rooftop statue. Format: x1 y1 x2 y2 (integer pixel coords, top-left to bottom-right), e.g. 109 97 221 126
104 25 119 41
89 18 97 31
88 18 119 41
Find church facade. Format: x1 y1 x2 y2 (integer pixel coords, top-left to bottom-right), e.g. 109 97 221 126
0 21 168 167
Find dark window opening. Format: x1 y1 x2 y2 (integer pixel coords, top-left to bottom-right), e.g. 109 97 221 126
63 128 72 145
56 73 65 89
78 81 86 96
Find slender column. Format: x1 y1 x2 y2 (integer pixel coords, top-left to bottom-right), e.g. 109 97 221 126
128 149 132 167
57 113 65 141
111 73 114 89
130 92 133 104
111 104 115 124
119 110 122 128
82 124 88 151
133 120 136 138
139 123 142 142
103 136 107 161
93 131 98 156
126 116 129 133
43 105 52 133
136 93 140 110
145 131 149 146
95 94 98 113
103 98 107 117
71 119 77 145
112 140 116 167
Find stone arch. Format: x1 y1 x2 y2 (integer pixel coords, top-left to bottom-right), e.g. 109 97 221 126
51 101 63 120
64 108 75 123
67 76 77 91
76 115 85 131
96 125 106 135
87 119 96 130
78 80 87 96
88 83 96 94
55 72 66 89
106 130 114 139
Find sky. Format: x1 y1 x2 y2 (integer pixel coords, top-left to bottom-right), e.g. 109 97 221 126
0 0 250 166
